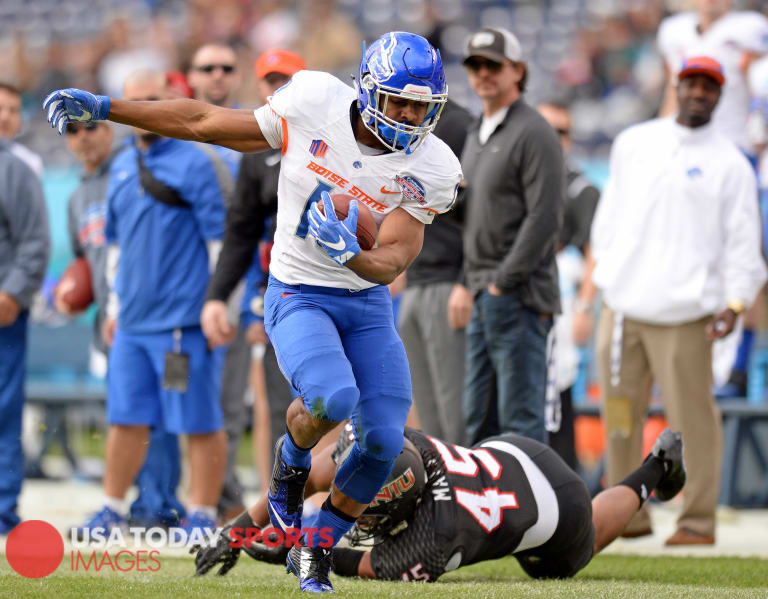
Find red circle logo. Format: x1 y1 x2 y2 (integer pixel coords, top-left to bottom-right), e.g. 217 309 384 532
5 520 64 578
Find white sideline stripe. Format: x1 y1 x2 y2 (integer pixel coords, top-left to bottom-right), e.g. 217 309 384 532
480 440 559 552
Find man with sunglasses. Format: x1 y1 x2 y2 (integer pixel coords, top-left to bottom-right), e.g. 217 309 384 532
188 44 243 180
0 81 50 535
460 28 564 447
188 45 240 109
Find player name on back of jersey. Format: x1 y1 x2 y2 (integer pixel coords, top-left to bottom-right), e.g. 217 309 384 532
307 160 387 213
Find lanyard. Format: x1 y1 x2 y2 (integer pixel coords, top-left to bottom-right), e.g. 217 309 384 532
610 312 624 388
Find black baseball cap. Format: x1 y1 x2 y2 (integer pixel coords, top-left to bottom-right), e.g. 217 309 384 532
463 27 523 65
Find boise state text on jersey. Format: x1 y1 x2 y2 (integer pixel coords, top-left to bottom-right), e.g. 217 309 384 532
256 70 462 291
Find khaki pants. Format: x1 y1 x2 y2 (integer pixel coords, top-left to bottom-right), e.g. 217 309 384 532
597 305 722 537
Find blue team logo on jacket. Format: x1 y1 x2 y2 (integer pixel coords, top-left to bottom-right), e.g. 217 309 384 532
309 139 329 158
395 175 426 204
686 167 702 178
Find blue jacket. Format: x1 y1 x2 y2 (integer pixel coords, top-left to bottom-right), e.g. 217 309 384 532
105 138 228 334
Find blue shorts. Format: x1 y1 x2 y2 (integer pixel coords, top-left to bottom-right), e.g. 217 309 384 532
264 274 411 458
107 326 224 434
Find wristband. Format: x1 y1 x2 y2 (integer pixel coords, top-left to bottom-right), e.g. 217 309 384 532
332 547 364 577
726 300 745 316
94 95 111 121
230 510 257 532
574 298 594 314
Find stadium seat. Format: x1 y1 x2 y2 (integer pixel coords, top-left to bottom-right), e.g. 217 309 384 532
24 320 106 478
718 400 768 507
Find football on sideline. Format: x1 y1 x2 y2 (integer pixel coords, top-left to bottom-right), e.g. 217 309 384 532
56 257 94 312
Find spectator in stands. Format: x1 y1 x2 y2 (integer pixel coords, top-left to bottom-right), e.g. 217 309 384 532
0 81 50 534
537 102 600 470
188 42 250 523
460 28 563 445
71 69 229 539
590 57 767 545
0 82 43 178
98 17 170 100
297 0 363 78
397 98 471 445
215 49 305 491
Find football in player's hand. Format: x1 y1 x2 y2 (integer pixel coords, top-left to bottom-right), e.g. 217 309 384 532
317 193 377 250
56 257 94 313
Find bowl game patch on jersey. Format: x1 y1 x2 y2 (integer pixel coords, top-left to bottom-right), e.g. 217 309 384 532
395 175 426 205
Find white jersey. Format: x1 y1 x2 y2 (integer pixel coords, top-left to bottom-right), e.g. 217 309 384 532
657 10 768 152
254 70 462 290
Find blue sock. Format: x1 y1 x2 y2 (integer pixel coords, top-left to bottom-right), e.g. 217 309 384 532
732 329 754 373
308 498 356 548
281 428 312 469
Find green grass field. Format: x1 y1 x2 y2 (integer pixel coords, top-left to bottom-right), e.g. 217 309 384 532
1 552 767 599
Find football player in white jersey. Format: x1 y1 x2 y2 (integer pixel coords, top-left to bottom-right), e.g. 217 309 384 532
44 31 462 593
657 0 768 156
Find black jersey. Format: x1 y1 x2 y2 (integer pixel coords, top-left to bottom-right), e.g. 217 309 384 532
339 428 571 582
332 425 590 581
207 149 280 302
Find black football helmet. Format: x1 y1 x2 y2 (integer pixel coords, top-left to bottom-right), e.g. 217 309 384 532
343 438 426 546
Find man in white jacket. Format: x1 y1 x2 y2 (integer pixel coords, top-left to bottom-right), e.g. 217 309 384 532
591 56 767 546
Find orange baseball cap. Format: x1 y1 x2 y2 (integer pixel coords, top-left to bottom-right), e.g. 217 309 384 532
678 56 725 86
254 49 306 79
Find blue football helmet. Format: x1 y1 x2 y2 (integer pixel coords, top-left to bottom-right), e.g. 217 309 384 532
356 31 448 153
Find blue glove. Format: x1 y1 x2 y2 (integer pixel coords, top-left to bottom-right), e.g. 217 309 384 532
42 88 111 134
307 191 361 266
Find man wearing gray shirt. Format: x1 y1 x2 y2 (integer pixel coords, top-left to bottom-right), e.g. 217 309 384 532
54 121 114 359
461 29 563 444
0 116 50 534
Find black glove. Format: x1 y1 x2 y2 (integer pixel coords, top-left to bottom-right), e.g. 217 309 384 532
242 528 290 565
190 525 240 576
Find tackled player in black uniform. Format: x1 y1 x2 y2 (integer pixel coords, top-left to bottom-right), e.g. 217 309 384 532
193 424 685 583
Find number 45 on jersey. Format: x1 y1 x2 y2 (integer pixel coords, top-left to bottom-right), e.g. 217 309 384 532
428 438 519 534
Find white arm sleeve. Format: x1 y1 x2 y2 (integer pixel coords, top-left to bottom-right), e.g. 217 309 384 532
207 240 222 274
254 105 284 150
105 244 120 319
